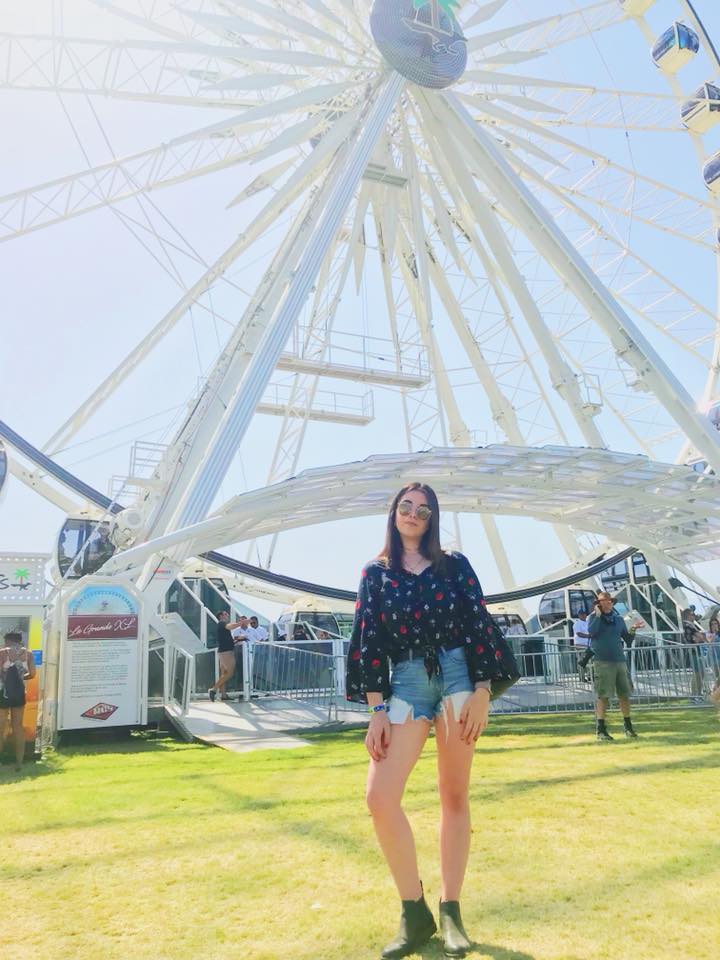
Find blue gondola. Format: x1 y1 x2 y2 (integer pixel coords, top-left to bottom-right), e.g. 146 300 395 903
682 82 720 133
652 22 699 73
55 516 117 579
703 150 720 195
619 0 655 16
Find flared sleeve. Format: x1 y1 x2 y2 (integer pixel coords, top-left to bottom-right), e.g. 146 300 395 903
452 552 510 687
345 563 391 704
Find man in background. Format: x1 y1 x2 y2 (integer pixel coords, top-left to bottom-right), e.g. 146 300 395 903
248 616 269 644
208 611 246 702
587 592 638 741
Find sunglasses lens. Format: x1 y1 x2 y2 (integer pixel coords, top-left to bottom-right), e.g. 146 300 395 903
396 500 431 520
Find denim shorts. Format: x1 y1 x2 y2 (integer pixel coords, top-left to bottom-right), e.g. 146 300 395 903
388 646 474 724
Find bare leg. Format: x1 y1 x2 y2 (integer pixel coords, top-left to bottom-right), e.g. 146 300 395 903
10 707 25 767
366 719 430 900
596 696 608 720
618 696 631 719
435 703 476 901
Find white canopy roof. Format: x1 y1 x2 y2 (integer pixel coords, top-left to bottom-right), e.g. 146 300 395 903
107 445 720 576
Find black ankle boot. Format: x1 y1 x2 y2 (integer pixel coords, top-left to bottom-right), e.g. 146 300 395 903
596 719 614 742
623 717 638 738
439 900 471 958
381 892 436 959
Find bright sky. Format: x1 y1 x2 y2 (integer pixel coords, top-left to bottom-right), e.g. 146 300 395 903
2 0 720 620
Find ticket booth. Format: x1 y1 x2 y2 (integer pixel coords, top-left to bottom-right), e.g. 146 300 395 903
0 553 48 759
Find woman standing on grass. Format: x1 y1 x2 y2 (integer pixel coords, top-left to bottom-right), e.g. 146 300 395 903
0 631 36 771
346 483 517 959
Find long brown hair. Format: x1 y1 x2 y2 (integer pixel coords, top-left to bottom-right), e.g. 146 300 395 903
379 483 446 574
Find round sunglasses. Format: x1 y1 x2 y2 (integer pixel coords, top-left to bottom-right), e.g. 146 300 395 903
396 500 432 522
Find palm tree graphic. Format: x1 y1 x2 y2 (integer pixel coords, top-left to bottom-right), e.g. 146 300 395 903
413 0 461 31
406 0 463 42
13 568 31 589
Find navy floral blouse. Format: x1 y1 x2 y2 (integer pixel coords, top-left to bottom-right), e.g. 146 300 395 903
346 551 511 703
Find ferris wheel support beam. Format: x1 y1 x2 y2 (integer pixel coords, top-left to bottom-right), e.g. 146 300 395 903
44 91 367 457
441 92 720 475
6 458 84 517
168 71 404 533
396 176 465 550
251 209 362 568
420 95 606 450
424 238 580 572
415 111 576 451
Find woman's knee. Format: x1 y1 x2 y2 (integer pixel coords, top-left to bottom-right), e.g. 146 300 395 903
366 783 402 818
438 783 470 815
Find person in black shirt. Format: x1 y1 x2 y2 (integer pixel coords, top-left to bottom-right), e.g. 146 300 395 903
209 611 245 702
346 483 513 959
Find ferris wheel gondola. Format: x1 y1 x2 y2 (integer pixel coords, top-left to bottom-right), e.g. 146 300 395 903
681 82 720 133
651 22 700 73
55 516 117 580
703 150 720 195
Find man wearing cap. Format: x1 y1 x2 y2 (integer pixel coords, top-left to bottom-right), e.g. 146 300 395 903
587 592 638 741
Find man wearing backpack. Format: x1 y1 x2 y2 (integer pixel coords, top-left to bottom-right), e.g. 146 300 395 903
0 630 36 770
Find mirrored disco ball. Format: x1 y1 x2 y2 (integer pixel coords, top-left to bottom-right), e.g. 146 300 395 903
370 0 467 89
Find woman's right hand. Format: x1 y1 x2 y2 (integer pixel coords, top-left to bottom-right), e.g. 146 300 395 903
365 713 391 761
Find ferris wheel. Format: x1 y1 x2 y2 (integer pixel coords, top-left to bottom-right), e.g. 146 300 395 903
2 0 720 601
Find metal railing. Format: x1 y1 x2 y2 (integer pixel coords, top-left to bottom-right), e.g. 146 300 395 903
166 627 720 718
490 637 720 714
167 645 193 714
251 642 336 712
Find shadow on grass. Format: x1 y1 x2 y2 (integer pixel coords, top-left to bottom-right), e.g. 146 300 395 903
409 938 538 959
304 707 718 755
0 757 59 784
474 945 539 960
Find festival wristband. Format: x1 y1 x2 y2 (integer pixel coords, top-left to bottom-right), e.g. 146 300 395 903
368 703 388 714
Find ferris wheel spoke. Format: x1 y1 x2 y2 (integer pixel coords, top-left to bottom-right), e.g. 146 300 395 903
508 155 717 356
0 30 352 110
89 0 211 42
172 80 356 142
464 0 512 31
498 131 715 251
442 90 720 473
0 126 270 242
421 173 474 280
249 207 364 566
411 101 575 447
500 0 623 55
207 1 371 58
421 91 606 449
41 99 362 455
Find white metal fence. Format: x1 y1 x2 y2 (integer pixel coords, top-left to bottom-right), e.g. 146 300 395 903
166 634 720 718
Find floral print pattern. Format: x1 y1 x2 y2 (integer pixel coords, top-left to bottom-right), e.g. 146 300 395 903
346 551 514 703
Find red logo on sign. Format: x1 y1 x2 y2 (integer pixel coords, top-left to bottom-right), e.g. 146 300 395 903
81 702 118 721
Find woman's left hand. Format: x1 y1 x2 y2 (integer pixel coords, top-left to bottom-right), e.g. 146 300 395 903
458 688 490 744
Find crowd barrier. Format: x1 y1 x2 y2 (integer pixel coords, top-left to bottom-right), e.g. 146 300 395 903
183 635 720 717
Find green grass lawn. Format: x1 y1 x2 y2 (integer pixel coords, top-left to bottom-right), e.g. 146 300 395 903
1 707 719 960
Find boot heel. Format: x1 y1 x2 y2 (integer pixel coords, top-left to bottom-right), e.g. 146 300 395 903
439 900 471 958
381 892 436 959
